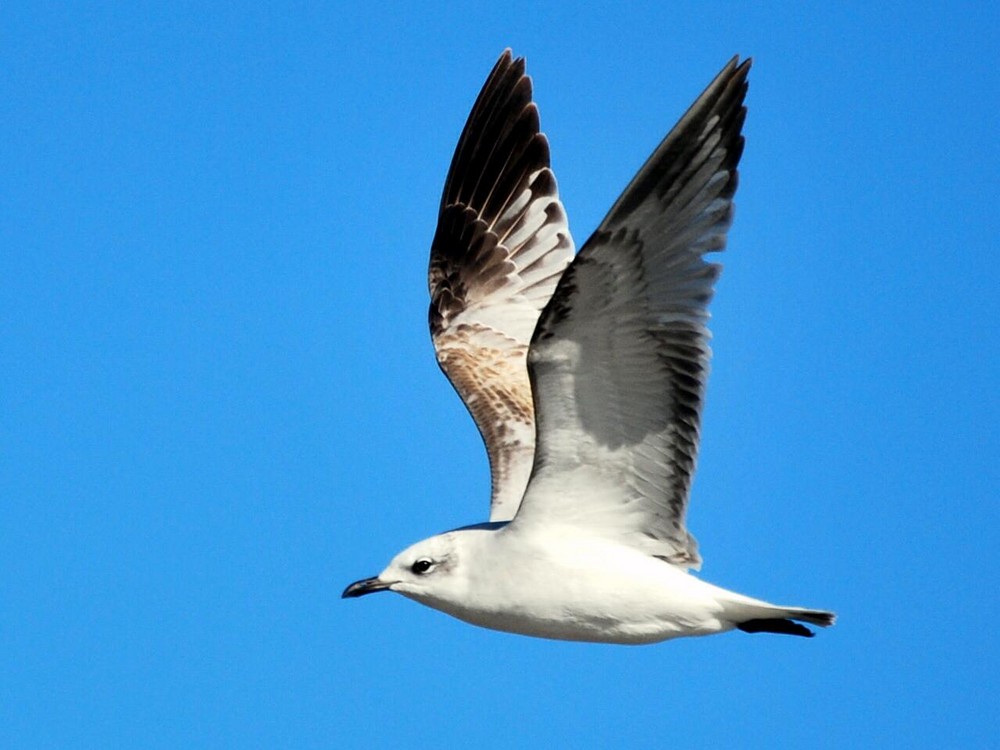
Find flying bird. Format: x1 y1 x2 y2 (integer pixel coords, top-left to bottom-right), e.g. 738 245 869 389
343 50 835 643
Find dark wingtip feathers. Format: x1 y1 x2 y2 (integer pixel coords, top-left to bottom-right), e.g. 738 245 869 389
737 618 816 638
737 608 836 638
596 53 752 232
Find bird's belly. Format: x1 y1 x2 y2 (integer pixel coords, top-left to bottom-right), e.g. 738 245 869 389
438 602 708 644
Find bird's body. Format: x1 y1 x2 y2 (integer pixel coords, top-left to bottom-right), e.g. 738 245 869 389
343 50 835 644
365 521 832 645
422 526 723 644
392 525 760 644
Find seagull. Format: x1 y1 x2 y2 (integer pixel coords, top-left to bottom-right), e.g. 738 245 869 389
343 50 835 643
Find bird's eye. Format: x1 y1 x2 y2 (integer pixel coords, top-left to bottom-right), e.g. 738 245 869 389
411 558 433 574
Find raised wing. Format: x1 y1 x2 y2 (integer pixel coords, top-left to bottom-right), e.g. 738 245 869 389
429 50 575 521
514 57 751 568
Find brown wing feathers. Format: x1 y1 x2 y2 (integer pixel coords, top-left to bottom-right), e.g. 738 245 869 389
427 50 574 520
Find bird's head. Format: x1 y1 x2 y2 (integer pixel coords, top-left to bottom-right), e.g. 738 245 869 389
342 531 464 604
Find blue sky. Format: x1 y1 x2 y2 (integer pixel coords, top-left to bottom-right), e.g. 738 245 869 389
2 2 998 748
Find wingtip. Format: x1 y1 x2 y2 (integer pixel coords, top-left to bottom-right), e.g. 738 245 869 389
495 47 525 73
717 55 752 94
737 618 816 638
719 54 751 76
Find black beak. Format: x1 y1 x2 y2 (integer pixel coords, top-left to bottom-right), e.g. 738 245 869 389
342 576 392 599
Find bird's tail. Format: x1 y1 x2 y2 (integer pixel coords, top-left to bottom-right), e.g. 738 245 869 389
720 594 836 638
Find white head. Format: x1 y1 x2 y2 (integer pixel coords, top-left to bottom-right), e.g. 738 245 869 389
342 530 470 607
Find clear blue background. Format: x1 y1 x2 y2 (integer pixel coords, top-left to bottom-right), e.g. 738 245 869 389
3 2 997 748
